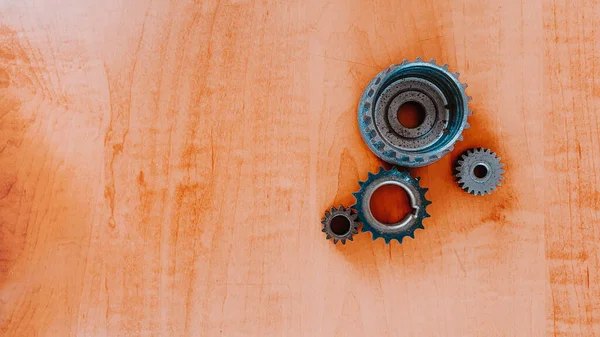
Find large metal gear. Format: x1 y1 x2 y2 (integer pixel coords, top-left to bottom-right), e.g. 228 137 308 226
454 148 504 195
353 167 431 244
358 58 472 167
321 205 360 245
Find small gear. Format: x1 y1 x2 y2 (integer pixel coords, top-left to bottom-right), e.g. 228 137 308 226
454 148 504 195
358 57 472 167
321 205 360 244
353 167 431 244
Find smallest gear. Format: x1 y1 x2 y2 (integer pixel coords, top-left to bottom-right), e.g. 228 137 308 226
321 205 360 245
455 148 504 195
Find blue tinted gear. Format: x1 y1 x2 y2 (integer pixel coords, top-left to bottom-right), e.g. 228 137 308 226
353 167 431 244
358 58 472 167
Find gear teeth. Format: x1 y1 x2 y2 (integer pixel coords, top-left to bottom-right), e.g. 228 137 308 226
401 59 409 65
354 167 430 245
464 122 470 129
458 135 464 141
467 96 473 102
415 56 423 62
453 72 460 78
461 82 468 89
429 58 436 64
468 109 473 116
454 147 504 196
442 64 449 70
321 205 361 245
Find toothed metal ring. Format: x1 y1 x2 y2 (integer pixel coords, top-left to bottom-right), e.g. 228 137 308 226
358 57 472 167
321 205 360 245
454 148 504 195
353 167 431 244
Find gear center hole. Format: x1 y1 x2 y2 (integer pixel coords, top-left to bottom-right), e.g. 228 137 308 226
369 184 413 225
397 102 426 128
330 215 351 235
473 164 489 179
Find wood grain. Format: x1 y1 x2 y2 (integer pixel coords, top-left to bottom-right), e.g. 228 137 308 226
0 0 596 336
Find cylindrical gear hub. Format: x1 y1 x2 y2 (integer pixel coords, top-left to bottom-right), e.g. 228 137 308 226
358 58 472 167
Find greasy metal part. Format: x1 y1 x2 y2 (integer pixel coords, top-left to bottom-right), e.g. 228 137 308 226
454 148 504 196
353 167 431 244
358 57 472 167
321 205 360 245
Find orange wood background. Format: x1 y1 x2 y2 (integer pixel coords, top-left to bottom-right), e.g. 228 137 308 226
0 0 598 336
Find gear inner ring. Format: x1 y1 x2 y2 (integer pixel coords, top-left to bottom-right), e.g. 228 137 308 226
471 161 492 182
329 215 352 236
361 178 422 234
388 91 436 136
375 77 450 151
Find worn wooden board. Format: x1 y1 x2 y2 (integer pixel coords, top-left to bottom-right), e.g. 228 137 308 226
0 0 597 336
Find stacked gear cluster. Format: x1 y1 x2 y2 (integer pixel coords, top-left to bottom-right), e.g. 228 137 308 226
322 58 505 245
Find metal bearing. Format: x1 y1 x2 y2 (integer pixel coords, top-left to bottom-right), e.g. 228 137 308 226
358 58 472 167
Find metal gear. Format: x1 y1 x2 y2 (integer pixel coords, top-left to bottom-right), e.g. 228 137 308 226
454 148 504 195
321 205 360 245
353 167 431 244
358 57 472 167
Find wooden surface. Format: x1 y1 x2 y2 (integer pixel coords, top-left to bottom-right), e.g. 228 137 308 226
0 0 598 336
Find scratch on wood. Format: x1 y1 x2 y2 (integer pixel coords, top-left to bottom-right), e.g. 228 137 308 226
307 52 376 69
453 248 466 276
